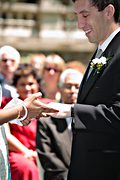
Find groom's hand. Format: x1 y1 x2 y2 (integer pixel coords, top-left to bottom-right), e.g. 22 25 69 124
45 102 72 119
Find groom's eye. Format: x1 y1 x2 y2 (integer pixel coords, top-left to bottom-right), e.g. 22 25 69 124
83 13 89 18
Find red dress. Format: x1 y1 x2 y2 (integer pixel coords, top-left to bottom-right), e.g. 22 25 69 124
9 120 40 180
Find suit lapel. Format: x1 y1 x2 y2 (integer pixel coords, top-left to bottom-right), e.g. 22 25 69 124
77 51 99 103
78 66 101 103
77 51 97 102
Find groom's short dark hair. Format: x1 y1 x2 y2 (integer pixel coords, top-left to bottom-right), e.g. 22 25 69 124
72 0 120 23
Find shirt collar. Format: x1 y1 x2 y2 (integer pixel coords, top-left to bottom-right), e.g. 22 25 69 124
98 27 120 52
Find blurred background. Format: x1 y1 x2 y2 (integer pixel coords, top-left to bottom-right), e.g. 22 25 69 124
0 0 96 65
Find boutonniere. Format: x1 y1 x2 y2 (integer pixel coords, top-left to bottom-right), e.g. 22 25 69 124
90 56 111 73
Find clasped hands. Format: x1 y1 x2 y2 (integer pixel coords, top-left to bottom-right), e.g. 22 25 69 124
21 93 72 125
21 92 59 125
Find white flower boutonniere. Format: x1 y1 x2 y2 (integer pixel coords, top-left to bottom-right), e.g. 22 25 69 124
90 56 111 73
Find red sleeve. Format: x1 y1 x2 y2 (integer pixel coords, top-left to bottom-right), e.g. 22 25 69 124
1 97 12 108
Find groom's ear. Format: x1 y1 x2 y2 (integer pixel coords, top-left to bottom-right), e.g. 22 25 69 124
104 4 115 20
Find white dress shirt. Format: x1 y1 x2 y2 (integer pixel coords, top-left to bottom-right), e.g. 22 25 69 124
98 27 120 51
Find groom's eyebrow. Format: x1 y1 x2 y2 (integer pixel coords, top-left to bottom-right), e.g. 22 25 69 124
74 10 89 15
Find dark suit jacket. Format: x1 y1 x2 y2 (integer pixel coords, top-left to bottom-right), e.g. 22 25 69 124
68 31 120 180
36 117 72 180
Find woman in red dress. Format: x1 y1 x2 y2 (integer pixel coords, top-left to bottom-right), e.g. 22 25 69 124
4 64 42 180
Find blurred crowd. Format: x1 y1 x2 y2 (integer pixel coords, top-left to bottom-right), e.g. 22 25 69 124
0 45 85 180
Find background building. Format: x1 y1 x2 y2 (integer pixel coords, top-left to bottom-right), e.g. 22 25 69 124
0 0 96 65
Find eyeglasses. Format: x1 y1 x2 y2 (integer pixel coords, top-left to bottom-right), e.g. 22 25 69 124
1 59 16 63
44 67 61 73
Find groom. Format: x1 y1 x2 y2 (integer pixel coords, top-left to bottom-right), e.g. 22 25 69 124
45 0 120 179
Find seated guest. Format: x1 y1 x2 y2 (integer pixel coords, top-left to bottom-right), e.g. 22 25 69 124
0 73 57 180
4 64 42 180
0 64 58 180
0 90 43 180
36 69 83 180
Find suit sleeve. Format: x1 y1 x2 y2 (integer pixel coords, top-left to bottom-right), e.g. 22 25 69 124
73 100 120 132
